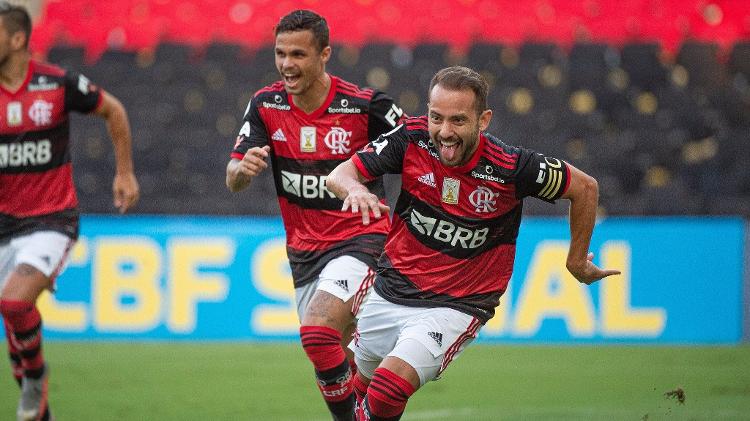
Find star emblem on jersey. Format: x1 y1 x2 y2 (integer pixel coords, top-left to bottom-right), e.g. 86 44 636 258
324 127 352 154
441 177 460 205
469 186 499 213
300 126 316 152
417 172 436 188
334 279 349 293
271 128 287 142
427 331 443 347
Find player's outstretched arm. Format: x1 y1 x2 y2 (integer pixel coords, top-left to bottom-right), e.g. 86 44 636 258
327 158 389 226
561 163 620 284
225 146 271 192
95 90 140 213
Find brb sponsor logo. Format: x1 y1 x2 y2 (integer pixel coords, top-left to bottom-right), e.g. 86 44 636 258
0 139 52 168
409 208 488 249
324 127 352 154
280 170 336 199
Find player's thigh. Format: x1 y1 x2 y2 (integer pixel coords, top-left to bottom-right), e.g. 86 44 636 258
350 291 411 380
301 255 375 329
388 307 481 386
1 231 75 301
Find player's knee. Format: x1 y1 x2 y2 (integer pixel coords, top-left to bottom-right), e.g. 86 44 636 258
0 299 34 319
300 325 347 371
391 338 441 386
364 367 416 419
0 299 39 334
301 291 352 331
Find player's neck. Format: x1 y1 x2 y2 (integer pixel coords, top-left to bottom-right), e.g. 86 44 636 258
0 52 30 92
292 72 331 114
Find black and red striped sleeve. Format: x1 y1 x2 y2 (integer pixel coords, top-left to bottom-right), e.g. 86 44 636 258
64 70 102 114
514 148 570 202
353 123 409 180
367 91 404 142
230 95 270 160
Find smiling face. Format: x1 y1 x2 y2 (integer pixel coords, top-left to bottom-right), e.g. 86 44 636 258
274 29 330 98
428 84 492 167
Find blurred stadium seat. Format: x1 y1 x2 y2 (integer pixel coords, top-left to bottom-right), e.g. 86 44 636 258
34 1 748 217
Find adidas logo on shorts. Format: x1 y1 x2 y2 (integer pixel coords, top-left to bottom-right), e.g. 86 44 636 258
334 279 349 293
428 331 443 347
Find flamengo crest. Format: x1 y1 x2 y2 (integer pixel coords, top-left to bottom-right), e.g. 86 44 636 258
469 186 499 213
324 127 352 154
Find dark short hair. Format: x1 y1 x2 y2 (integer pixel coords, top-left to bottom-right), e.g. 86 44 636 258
0 1 31 48
274 10 329 52
429 66 489 116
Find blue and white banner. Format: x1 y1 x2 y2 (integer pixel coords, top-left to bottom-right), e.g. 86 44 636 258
39 216 745 343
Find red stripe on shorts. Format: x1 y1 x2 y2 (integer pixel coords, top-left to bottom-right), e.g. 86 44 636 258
439 317 481 375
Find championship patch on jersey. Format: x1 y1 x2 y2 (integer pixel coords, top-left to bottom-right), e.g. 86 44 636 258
300 126 316 152
441 177 460 205
7 102 22 126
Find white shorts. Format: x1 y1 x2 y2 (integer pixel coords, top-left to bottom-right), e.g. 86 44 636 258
294 255 375 322
350 290 482 387
0 231 75 291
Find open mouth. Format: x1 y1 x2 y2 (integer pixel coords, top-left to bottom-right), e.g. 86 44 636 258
283 74 300 88
438 138 463 162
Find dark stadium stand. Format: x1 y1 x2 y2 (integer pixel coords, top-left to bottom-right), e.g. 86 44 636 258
59 39 750 216
29 0 747 216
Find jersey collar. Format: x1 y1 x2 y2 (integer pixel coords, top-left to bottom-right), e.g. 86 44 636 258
0 59 34 97
443 132 486 174
288 73 337 120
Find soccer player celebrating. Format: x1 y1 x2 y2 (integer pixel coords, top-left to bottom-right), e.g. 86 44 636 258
0 3 139 421
226 10 403 421
326 66 620 421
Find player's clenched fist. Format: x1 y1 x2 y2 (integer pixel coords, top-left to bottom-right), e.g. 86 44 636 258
226 145 271 192
238 146 271 177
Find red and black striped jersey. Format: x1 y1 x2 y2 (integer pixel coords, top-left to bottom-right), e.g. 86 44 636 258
352 116 571 323
0 60 102 241
231 75 404 287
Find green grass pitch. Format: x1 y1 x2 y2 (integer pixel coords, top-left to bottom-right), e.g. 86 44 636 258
1 343 749 420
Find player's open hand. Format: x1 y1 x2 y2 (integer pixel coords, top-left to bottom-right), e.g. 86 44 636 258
113 171 140 213
567 252 621 285
342 186 390 225
238 146 271 177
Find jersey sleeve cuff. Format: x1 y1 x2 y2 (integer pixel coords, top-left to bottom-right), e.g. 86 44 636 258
352 154 376 181
230 152 244 160
562 162 572 195
92 91 104 114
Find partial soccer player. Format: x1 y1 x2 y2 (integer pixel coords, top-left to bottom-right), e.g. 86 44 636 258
327 66 620 420
225 10 404 421
0 3 139 420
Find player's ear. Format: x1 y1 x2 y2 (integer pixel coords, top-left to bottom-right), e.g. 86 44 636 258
320 45 332 63
478 109 492 131
10 30 26 51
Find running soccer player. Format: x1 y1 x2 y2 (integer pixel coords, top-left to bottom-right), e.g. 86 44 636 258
0 3 139 421
225 10 403 421
327 66 620 421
